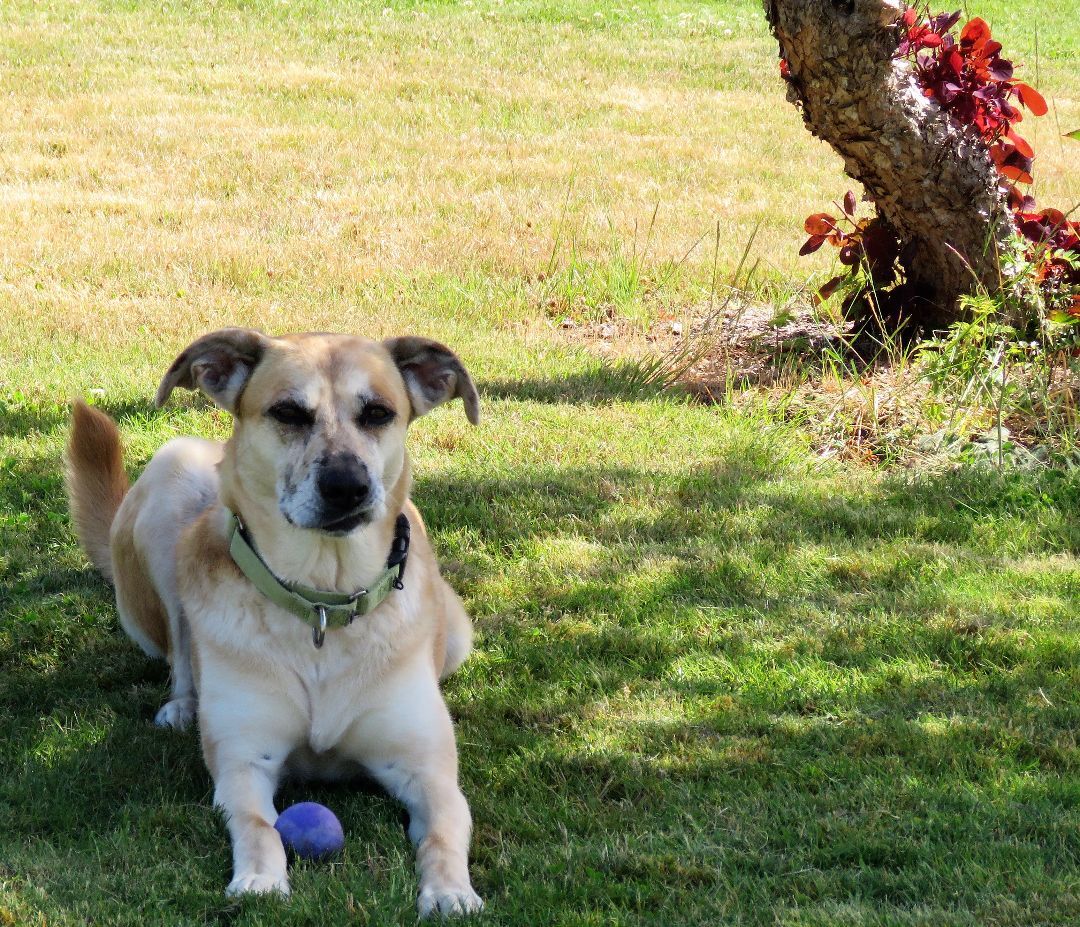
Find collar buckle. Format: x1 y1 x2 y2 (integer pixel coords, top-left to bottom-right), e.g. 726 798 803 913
346 589 368 625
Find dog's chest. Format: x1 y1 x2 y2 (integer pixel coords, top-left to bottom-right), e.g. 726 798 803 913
299 651 371 753
267 603 418 754
189 574 426 760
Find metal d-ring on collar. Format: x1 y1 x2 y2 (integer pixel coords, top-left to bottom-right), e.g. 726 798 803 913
313 605 329 648
225 509 411 649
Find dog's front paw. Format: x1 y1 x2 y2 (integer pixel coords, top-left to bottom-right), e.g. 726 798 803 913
418 884 483 918
225 872 290 898
154 697 197 730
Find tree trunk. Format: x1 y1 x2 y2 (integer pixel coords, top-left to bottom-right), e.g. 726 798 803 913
764 0 1015 326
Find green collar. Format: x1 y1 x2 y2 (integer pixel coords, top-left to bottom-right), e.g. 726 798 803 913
225 509 410 648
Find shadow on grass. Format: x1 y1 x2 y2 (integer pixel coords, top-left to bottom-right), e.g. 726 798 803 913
0 397 161 441
417 457 1080 563
450 605 1079 921
480 358 670 406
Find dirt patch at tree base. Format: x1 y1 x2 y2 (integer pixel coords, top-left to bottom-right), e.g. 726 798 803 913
551 301 1080 468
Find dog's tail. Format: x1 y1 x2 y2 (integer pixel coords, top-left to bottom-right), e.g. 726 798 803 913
65 400 129 582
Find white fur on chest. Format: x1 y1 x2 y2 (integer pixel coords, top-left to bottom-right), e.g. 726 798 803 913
188 571 428 759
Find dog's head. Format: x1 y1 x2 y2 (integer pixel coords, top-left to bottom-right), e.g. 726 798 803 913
156 329 479 535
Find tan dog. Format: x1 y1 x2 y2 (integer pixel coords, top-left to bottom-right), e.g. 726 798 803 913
65 329 483 917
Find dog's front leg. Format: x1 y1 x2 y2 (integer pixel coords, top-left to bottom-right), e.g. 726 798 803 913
212 750 290 897
351 675 482 917
211 749 290 897
200 709 295 899
382 759 481 918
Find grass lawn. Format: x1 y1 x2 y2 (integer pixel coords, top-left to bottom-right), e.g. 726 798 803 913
2 1 1079 925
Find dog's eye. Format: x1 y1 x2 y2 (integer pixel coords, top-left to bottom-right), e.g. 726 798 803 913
267 401 315 428
358 404 395 428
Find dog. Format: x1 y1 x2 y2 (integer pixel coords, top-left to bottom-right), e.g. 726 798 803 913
65 328 484 917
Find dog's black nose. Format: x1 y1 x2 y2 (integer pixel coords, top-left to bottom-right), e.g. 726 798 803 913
317 457 371 512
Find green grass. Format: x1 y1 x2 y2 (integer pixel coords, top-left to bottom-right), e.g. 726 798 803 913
2 1 1080 925
4 393 1080 926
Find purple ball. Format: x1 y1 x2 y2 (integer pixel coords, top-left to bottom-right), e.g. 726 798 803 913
274 802 345 861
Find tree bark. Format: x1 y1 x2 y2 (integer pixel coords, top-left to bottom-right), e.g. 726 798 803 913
764 0 1015 325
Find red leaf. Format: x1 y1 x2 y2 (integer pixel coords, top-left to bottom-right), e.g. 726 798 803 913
799 235 827 256
1007 187 1037 213
1008 131 1034 159
843 191 857 216
1039 208 1066 228
960 17 991 47
999 163 1034 184
1016 83 1048 116
813 274 848 306
803 213 836 236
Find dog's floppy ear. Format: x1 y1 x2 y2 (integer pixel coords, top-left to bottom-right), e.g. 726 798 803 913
155 327 271 413
384 337 480 425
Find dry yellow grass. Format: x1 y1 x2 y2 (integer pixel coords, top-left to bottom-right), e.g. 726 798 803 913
0 0 1076 394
